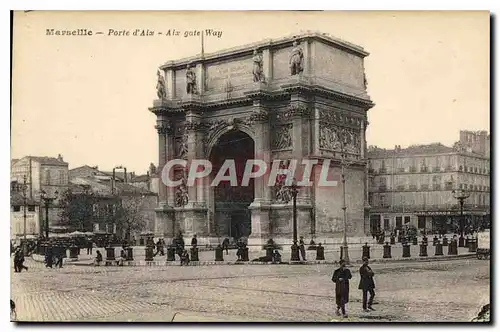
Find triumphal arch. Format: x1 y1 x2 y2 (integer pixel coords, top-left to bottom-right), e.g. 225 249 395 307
150 32 374 246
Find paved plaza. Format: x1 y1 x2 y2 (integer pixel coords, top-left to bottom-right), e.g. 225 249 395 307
11 256 489 322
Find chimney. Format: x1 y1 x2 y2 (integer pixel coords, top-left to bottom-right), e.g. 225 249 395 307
124 167 127 184
57 154 63 161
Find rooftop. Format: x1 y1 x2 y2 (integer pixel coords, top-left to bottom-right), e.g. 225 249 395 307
14 155 68 166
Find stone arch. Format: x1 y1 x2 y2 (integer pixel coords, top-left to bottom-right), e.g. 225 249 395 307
205 119 256 157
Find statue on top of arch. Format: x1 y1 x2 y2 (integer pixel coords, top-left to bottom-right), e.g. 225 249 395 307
289 40 304 76
156 70 167 100
252 49 265 83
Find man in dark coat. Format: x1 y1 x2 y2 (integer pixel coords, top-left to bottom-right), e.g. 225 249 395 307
299 236 307 261
191 234 197 247
332 259 352 318
359 257 376 312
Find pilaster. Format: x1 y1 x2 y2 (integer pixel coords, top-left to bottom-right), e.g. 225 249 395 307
165 69 175 100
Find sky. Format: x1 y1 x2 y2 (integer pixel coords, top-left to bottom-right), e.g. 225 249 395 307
11 11 490 173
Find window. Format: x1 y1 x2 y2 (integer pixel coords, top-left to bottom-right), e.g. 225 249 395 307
13 205 20 212
45 169 51 185
397 167 405 173
59 170 66 185
15 223 21 235
418 216 426 229
384 218 390 230
445 182 453 190
28 222 35 234
28 205 35 212
433 166 440 172
421 184 429 190
396 217 403 229
404 216 411 224
459 165 463 172
380 194 386 207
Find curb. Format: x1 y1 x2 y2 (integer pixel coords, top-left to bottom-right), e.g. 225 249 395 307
31 253 477 267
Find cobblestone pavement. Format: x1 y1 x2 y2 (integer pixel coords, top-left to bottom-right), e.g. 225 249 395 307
11 258 489 322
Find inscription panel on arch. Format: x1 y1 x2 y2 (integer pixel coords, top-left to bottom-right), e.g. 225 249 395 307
205 57 253 92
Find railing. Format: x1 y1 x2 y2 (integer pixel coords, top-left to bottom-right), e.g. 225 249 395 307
369 204 490 213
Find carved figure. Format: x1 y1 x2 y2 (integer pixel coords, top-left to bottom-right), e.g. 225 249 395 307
289 40 304 76
149 163 157 175
177 133 188 159
272 125 292 150
252 49 265 82
186 63 197 95
156 70 167 99
175 177 189 207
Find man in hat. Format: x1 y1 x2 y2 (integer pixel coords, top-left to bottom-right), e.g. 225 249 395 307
332 259 352 318
359 257 376 312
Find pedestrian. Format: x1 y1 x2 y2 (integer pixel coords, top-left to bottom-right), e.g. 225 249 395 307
94 250 103 266
45 244 54 268
332 259 352 318
222 237 230 254
299 236 307 261
359 257 376 312
191 234 197 247
86 239 93 255
54 248 64 268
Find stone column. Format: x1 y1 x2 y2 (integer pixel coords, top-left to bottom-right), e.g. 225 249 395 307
262 48 273 82
182 108 209 238
155 117 168 205
196 62 205 95
165 69 175 99
248 101 272 248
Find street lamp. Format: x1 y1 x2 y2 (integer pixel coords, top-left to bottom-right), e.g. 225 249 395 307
40 190 59 238
452 188 470 247
21 175 28 254
289 178 300 261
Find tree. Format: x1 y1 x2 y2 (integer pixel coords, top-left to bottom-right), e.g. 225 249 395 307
111 196 147 241
58 185 98 232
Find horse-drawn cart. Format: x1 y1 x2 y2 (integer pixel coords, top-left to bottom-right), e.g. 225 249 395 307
476 230 490 260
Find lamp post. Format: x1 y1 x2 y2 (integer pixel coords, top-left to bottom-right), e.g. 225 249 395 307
21 175 28 254
452 189 470 247
290 178 300 261
40 190 59 238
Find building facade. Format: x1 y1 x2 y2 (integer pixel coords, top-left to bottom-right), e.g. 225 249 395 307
150 32 374 245
367 130 490 234
10 190 40 239
11 155 69 232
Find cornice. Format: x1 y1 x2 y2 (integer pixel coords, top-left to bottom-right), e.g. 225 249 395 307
160 31 368 71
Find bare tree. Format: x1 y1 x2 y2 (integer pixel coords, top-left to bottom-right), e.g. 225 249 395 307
112 195 147 241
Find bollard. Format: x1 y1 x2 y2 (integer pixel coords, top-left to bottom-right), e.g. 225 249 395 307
362 243 371 259
316 245 325 260
412 237 418 246
451 240 458 255
145 246 154 261
402 244 411 258
69 246 79 259
433 236 438 246
442 236 448 246
190 246 199 261
419 242 428 257
105 247 115 265
383 242 392 259
242 248 249 261
215 245 224 261
435 241 443 256
166 246 176 261
126 247 134 261
447 240 456 255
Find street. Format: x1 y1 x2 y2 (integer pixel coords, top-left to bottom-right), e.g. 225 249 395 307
11 257 489 322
